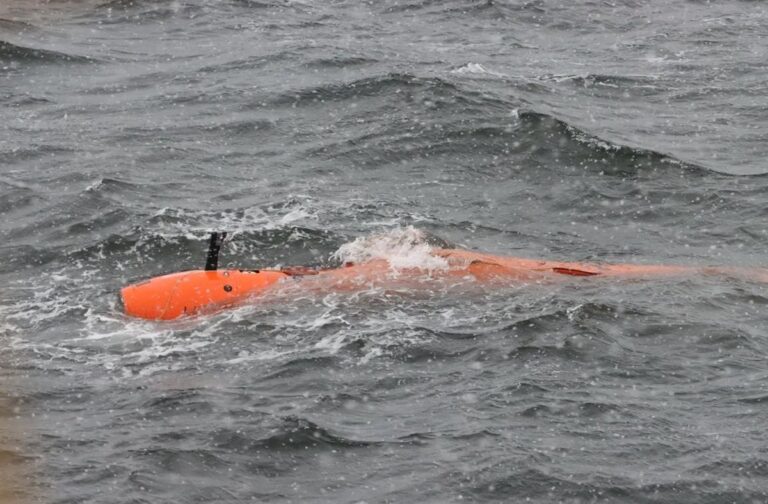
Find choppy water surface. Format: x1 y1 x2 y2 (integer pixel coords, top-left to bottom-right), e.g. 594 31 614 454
2 1 768 502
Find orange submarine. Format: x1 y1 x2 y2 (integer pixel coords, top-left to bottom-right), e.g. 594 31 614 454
121 232 768 320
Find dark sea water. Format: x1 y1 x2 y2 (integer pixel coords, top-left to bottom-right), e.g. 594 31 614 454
2 0 768 502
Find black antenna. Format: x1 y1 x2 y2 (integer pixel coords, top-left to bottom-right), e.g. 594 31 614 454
205 232 227 271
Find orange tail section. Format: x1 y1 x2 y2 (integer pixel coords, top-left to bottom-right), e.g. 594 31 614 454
121 269 288 320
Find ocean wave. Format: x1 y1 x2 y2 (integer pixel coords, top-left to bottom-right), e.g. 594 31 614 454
461 465 765 503
95 0 204 24
458 467 628 501
229 0 277 8
504 343 584 362
303 55 377 69
141 389 215 418
382 0 472 15
211 415 376 452
98 0 174 7
196 49 299 74
118 117 279 138
537 72 663 91
0 18 40 34
0 183 44 215
450 62 510 78
516 110 709 176
0 40 93 66
0 244 62 275
259 355 340 381
0 92 52 106
130 447 229 473
695 458 768 478
229 0 312 11
376 337 477 364
383 0 509 18
270 72 464 106
0 144 75 164
278 71 710 176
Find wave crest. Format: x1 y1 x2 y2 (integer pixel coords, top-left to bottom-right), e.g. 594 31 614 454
332 226 448 271
0 40 92 65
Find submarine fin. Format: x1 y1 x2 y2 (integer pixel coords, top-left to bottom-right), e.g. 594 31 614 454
205 232 228 271
552 267 600 277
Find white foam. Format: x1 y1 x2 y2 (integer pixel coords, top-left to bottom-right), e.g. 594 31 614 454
332 226 448 271
149 197 318 238
451 63 505 78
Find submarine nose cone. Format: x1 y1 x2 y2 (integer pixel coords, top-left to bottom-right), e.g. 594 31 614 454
121 277 177 320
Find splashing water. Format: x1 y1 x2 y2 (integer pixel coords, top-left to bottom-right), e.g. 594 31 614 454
332 227 449 271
